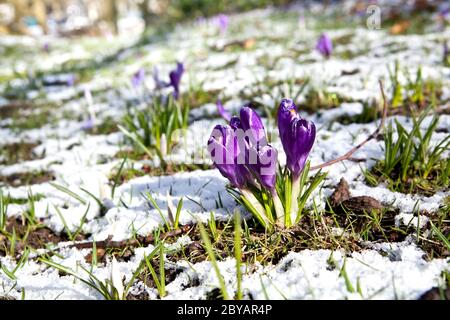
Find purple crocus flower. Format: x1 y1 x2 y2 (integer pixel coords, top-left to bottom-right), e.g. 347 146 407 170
209 105 284 226
209 104 278 191
439 4 450 19
316 33 333 58
215 14 229 34
207 124 249 188
43 42 50 53
131 68 145 88
81 117 95 131
278 98 316 179
444 42 449 62
169 62 184 99
216 99 231 121
66 74 76 86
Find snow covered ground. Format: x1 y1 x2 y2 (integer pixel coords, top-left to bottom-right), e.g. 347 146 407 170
0 2 449 300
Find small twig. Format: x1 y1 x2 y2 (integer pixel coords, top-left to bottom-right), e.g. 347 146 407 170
311 80 388 171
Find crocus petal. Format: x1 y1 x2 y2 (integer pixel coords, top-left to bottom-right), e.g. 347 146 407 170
208 125 248 188
216 14 229 33
278 98 316 178
217 99 231 121
169 62 184 99
249 144 278 191
239 105 267 147
316 33 333 58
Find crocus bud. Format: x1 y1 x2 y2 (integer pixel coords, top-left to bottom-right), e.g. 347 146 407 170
216 14 229 34
316 33 333 58
277 98 316 179
169 62 184 99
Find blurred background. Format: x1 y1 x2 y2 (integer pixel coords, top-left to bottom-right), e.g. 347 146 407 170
0 0 297 36
1 0 448 37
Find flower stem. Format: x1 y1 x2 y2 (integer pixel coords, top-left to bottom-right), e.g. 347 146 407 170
240 188 271 228
290 175 301 226
271 190 285 228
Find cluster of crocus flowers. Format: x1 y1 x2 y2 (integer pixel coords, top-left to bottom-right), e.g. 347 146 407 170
208 100 316 228
316 33 333 58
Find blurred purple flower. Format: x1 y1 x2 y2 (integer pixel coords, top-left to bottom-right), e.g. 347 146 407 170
66 74 76 86
81 117 95 131
439 4 450 18
278 98 316 178
216 99 231 121
131 68 145 88
215 14 229 34
169 62 184 99
316 33 333 58
43 42 50 53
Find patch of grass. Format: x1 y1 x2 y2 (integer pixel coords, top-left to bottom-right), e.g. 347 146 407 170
120 96 189 167
85 117 119 135
388 62 443 111
335 100 380 125
416 204 449 260
0 191 69 257
365 107 449 195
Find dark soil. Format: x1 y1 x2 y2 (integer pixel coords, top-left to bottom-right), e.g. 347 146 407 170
0 217 85 256
0 142 42 165
0 171 55 187
0 101 33 118
418 287 450 300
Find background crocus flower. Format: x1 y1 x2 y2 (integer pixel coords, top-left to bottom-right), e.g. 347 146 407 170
215 14 229 34
316 33 333 58
81 117 95 131
444 42 449 65
67 74 76 86
278 98 316 179
216 99 231 121
131 68 145 88
169 62 184 99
